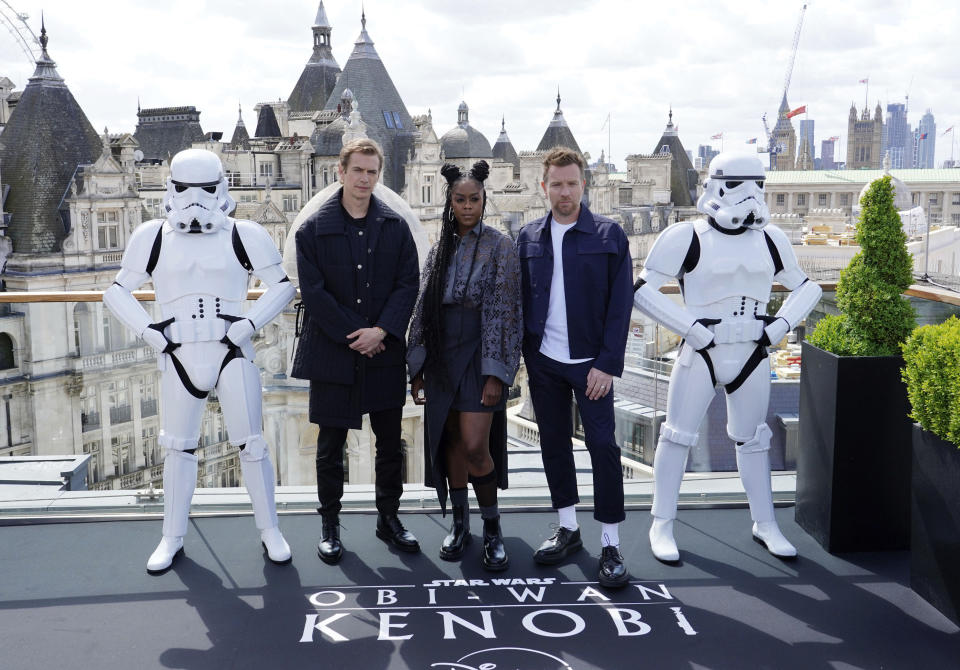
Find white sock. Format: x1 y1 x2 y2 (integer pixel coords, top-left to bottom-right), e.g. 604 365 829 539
601 523 620 547
557 505 578 530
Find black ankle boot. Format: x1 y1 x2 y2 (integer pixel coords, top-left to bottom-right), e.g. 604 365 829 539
481 516 509 571
440 504 471 561
317 515 343 565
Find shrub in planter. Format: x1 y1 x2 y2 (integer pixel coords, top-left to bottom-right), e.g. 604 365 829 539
902 315 960 446
807 175 915 356
902 317 960 625
796 175 917 552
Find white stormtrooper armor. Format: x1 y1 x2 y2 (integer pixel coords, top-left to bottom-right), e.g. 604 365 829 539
633 153 822 562
104 149 295 573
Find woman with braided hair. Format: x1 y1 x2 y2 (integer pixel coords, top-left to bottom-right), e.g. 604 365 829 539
407 160 522 570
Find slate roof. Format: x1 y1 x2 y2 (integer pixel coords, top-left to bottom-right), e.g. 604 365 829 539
536 92 582 154
0 27 102 254
133 106 205 162
492 117 519 169
321 11 415 191
651 109 697 207
440 102 492 159
287 2 341 113
254 104 282 138
230 105 250 149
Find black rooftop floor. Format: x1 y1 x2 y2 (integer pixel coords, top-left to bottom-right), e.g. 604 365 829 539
1 507 957 669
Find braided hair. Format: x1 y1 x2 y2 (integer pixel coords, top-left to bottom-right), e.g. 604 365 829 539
422 160 490 382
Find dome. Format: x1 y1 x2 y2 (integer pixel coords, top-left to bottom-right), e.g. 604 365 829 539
855 169 912 214
440 100 492 159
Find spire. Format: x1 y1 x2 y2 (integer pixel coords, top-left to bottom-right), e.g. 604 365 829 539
236 102 245 127
556 88 561 112
663 107 677 137
457 100 469 128
29 15 64 87
350 7 379 59
548 89 568 128
501 116 506 132
314 1 330 27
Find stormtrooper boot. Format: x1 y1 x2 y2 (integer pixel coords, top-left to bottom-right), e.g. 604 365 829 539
737 438 797 559
148 449 198 574
650 436 689 563
649 517 680 563
241 446 291 564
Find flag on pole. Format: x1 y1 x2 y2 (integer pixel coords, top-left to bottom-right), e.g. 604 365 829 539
859 78 869 84
746 138 757 144
919 133 928 140
786 105 807 119
828 136 840 142
942 127 954 135
711 133 723 140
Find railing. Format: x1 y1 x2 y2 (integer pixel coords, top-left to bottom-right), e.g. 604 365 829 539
0 283 958 518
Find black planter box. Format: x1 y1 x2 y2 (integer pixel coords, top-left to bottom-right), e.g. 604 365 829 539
911 424 960 626
795 342 912 552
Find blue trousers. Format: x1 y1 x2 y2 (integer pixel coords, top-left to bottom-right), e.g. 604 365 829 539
525 348 626 523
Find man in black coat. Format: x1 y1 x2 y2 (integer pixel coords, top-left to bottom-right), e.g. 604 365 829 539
293 138 421 564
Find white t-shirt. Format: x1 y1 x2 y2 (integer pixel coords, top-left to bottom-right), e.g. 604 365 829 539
539 218 593 364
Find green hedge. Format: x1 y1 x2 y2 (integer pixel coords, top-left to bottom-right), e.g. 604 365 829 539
902 315 960 447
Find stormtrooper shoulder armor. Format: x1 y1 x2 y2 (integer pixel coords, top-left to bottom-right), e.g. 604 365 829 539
232 219 283 273
642 222 698 280
115 219 165 289
762 224 806 289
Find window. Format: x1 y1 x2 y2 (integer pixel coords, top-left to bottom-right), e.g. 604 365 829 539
840 193 851 207
929 194 939 206
818 193 828 207
0 333 14 369
383 111 395 129
659 145 670 155
952 192 960 206
282 195 299 212
96 210 120 249
796 193 807 207
258 163 273 177
240 194 258 203
776 193 785 206
227 171 241 187
144 198 163 218
952 213 960 225
422 174 433 205
393 112 403 129
322 167 330 187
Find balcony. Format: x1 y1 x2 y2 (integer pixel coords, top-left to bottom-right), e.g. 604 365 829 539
0 285 958 668
140 398 158 417
109 405 132 424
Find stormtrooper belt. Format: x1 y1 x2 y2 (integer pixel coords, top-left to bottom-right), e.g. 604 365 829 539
707 319 765 345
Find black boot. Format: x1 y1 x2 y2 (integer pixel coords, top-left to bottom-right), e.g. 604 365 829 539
481 516 509 571
376 513 421 553
440 504 471 561
317 515 343 565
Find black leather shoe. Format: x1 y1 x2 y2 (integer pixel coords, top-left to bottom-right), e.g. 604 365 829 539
481 516 509 571
439 504 471 561
598 545 629 588
533 526 583 565
376 513 421 553
317 516 343 565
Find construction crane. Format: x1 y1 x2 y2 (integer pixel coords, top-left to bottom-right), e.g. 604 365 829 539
761 3 808 159
0 1 40 66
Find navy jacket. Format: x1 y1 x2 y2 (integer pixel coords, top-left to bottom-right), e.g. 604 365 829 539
517 204 633 377
292 191 419 385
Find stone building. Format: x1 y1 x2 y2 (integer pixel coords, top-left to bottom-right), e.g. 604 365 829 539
770 95 798 172
133 105 205 163
846 102 883 169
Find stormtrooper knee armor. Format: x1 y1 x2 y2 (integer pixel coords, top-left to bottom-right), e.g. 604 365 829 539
634 153 821 561
105 149 295 572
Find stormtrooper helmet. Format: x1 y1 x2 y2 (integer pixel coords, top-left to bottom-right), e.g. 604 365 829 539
163 149 235 234
696 152 769 231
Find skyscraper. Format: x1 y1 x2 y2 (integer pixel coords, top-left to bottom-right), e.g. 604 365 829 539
916 110 936 169
821 138 837 170
883 103 911 169
799 119 815 166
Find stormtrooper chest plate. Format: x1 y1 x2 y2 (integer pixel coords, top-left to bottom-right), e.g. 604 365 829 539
681 224 774 306
151 227 250 304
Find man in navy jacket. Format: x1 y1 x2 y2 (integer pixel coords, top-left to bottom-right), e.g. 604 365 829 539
517 147 633 588
293 139 420 564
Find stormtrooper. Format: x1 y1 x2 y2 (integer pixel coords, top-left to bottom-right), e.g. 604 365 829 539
633 152 821 562
105 149 296 573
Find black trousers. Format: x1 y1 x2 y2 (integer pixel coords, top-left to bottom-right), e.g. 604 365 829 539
315 406 404 517
525 348 626 524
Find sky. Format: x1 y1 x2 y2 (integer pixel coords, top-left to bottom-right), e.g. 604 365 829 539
2 0 958 169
